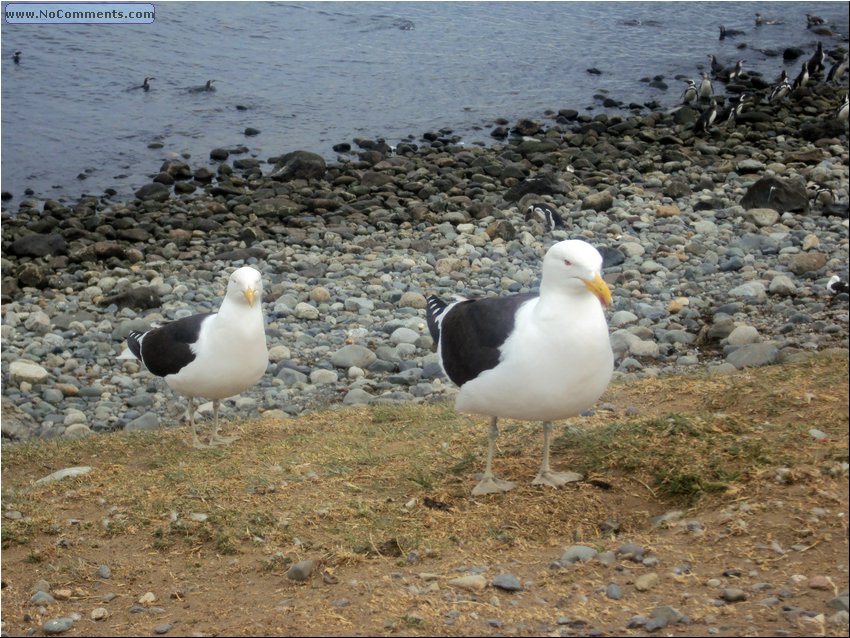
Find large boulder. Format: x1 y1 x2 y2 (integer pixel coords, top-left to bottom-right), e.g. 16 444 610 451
6 233 66 257
740 177 808 213
269 151 326 181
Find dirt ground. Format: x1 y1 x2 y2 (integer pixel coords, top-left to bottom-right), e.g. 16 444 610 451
1 352 848 637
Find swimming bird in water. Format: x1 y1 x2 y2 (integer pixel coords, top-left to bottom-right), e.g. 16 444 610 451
680 79 698 105
719 25 745 40
806 14 825 28
188 79 216 93
694 99 718 134
754 13 782 26
129 77 155 91
426 240 613 496
12 50 21 64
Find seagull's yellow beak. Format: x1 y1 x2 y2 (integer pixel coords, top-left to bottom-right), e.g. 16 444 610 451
244 288 255 307
584 274 612 307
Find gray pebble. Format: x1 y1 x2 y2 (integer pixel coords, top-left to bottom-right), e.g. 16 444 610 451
42 618 74 634
491 574 522 591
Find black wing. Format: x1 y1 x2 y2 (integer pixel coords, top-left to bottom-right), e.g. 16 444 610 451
439 293 536 386
128 313 213 377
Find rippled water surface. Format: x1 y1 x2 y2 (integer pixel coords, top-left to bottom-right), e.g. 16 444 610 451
1 1 847 201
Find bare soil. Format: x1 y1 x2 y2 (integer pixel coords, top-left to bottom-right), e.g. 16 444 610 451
1 352 848 637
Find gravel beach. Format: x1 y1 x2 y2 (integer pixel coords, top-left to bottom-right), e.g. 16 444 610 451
1 57 848 442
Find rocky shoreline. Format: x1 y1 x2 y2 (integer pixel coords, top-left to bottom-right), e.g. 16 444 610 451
2 58 848 442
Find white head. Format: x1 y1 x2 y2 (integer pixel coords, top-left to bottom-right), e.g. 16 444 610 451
540 240 612 306
226 266 264 307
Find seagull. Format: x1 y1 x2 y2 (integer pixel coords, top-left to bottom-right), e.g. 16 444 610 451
525 202 566 232
121 266 269 448
426 240 613 496
188 79 217 93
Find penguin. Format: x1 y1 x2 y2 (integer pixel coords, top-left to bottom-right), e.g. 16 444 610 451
836 93 849 122
719 25 745 40
754 13 782 26
769 79 792 102
775 69 788 84
129 77 155 91
680 80 698 105
791 62 809 91
827 275 849 296
806 14 825 28
807 42 825 75
188 79 217 93
708 54 725 77
826 54 848 85
808 182 835 208
698 72 714 101
525 203 566 232
694 99 718 134
726 60 745 82
12 50 21 64
725 93 748 126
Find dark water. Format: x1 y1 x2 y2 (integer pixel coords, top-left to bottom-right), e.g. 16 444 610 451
1 1 847 203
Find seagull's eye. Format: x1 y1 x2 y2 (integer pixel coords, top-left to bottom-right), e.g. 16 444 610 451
563 259 572 267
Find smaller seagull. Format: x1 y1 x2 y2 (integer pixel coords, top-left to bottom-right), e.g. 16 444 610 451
525 202 566 232
121 266 269 448
719 25 745 40
12 50 21 64
827 275 849 296
188 79 217 93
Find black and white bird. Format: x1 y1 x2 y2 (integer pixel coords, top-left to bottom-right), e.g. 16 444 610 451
525 202 566 232
680 79 698 105
719 25 745 40
708 54 725 77
12 50 21 64
725 59 745 82
129 76 155 92
698 72 714 101
807 42 826 75
188 79 216 93
770 78 792 102
694 98 718 134
121 266 269 448
426 240 613 496
725 93 748 126
806 14 826 28
792 62 810 92
827 275 849 296
754 13 782 26
837 93 849 121
826 54 848 85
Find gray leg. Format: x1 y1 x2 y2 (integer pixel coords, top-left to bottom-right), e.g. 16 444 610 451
188 397 208 449
532 421 582 488
472 416 516 496
209 399 238 446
